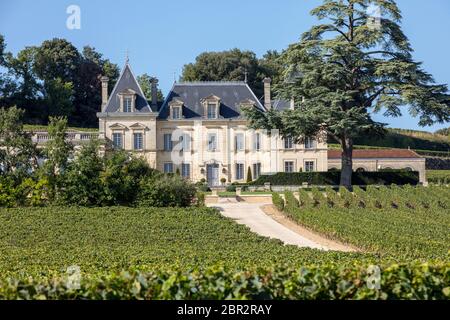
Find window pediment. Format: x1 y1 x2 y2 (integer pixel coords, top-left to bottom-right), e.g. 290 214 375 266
118 88 137 96
129 122 148 130
109 123 127 130
201 94 221 103
168 98 184 106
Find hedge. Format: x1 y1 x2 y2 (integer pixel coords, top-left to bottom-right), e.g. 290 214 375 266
0 264 448 300
253 171 419 186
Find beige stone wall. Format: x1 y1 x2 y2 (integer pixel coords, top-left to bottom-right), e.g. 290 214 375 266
156 119 328 183
328 158 427 184
98 114 158 168
99 115 328 183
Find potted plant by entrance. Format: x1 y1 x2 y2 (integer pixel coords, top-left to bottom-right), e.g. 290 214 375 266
220 178 226 186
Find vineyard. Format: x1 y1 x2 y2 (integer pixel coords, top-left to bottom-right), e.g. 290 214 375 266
0 206 367 277
427 170 450 184
280 186 450 261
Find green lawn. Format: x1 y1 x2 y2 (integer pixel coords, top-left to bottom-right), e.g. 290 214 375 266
0 206 366 276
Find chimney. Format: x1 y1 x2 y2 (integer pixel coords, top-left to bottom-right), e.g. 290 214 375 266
263 77 272 110
101 76 109 112
151 78 159 109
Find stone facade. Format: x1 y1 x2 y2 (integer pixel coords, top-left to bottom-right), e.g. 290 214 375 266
96 62 426 185
97 63 328 185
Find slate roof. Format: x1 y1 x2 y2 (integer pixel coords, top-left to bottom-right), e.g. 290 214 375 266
104 64 153 113
328 149 422 159
158 82 265 119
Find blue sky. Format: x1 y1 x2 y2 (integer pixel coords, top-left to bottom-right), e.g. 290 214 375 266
1 0 449 131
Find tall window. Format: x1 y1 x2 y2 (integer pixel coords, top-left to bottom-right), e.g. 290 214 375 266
207 103 217 119
254 133 261 151
180 133 191 152
284 161 295 173
181 163 191 179
112 132 123 149
164 162 173 174
207 133 217 151
124 97 132 112
284 137 293 149
133 132 143 150
235 163 244 180
164 134 172 151
253 163 261 179
305 137 315 149
235 133 244 151
172 106 181 119
305 161 315 172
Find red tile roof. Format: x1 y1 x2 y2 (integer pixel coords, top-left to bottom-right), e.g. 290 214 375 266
328 149 421 159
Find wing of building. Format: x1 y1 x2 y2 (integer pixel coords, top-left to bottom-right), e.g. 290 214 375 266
97 62 426 185
97 62 328 186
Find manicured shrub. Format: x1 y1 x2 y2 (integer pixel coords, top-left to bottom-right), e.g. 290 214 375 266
246 166 253 183
226 185 236 192
272 192 284 211
252 171 420 186
136 174 197 207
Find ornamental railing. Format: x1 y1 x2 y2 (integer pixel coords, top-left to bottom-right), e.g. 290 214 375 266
30 131 103 145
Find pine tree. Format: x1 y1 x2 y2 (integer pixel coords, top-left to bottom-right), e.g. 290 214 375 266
244 0 449 187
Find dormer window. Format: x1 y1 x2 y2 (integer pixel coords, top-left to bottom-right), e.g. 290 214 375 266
118 89 136 113
172 106 181 119
169 98 184 120
201 95 220 119
124 96 132 112
207 103 217 119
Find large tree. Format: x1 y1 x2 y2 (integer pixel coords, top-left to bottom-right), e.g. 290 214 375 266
0 37 119 127
181 49 282 98
244 0 450 187
0 106 38 177
41 116 73 200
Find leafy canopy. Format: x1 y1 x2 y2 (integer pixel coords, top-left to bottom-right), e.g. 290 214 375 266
243 0 450 186
245 0 449 142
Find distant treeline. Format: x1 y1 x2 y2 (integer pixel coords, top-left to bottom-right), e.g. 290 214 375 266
0 36 162 128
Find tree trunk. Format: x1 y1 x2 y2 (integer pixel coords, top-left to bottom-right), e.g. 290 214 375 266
340 137 353 189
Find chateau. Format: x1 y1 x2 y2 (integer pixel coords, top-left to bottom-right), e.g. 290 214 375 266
96 62 426 185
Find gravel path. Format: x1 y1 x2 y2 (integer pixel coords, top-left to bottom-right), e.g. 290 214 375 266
208 199 330 250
